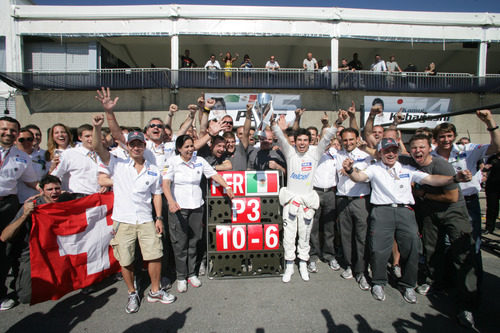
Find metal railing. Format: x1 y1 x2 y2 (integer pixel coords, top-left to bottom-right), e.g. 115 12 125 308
1 68 499 93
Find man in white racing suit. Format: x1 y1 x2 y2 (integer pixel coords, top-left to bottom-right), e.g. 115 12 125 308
272 114 339 282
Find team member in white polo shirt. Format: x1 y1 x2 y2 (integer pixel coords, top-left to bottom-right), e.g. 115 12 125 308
343 138 472 303
0 116 38 311
51 124 101 198
93 115 176 314
431 110 499 262
163 134 234 292
334 127 372 291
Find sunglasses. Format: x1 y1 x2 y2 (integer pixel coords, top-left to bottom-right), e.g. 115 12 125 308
19 137 34 143
223 121 233 125
149 124 164 129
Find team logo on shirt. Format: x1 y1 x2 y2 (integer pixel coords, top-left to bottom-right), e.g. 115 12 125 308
16 157 27 164
147 171 158 176
193 163 203 168
399 173 410 178
301 162 312 171
290 172 309 180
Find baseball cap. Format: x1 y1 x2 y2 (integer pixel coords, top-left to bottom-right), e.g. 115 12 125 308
127 131 146 143
377 137 398 152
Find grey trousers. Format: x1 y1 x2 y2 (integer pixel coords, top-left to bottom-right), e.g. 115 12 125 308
337 196 370 274
168 207 204 280
309 190 336 262
369 205 419 288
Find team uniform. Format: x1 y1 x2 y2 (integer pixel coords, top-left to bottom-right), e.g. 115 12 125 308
164 155 217 281
51 145 100 196
273 124 337 266
0 146 37 306
309 147 338 267
335 148 372 279
363 161 428 292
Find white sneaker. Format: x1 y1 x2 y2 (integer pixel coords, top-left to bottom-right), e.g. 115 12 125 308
299 261 309 282
177 279 187 293
341 266 353 279
282 261 294 283
0 298 15 311
188 276 202 288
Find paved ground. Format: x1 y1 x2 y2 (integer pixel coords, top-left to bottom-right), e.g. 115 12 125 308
0 195 499 333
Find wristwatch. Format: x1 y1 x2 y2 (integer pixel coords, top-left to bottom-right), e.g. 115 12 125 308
155 216 164 221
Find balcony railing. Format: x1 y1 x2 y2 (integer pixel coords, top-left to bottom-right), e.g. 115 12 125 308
1 68 499 93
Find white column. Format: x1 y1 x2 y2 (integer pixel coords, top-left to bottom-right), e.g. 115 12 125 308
330 37 339 72
477 41 487 77
171 34 179 87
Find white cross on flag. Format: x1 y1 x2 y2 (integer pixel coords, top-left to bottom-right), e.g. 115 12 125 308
31 193 119 304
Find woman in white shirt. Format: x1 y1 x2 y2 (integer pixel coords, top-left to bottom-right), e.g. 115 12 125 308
163 135 234 293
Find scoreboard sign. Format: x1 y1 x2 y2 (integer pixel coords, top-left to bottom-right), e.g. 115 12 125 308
210 171 280 197
207 171 283 278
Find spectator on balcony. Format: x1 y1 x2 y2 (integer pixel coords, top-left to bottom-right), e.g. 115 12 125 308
348 53 363 70
386 56 402 73
204 55 221 80
370 55 387 72
240 55 253 70
338 58 352 71
180 49 197 68
220 52 239 82
404 63 418 72
265 56 280 71
303 52 318 86
425 62 437 76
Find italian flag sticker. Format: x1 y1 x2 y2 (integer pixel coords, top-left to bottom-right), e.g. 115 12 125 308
246 171 279 194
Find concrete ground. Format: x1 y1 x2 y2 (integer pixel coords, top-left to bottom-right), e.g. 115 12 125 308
0 195 499 333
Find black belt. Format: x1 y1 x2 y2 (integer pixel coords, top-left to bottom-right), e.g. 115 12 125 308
313 186 336 193
464 194 479 200
337 195 367 201
373 203 410 208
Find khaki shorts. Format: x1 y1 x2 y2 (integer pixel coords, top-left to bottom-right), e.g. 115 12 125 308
110 221 163 267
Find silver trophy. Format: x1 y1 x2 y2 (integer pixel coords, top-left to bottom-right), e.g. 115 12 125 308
252 93 275 138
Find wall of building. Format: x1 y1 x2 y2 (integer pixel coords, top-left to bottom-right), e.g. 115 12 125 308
15 88 500 149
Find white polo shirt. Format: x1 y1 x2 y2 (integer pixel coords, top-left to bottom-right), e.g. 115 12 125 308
335 148 372 197
313 147 338 189
164 154 217 209
146 140 176 177
432 143 489 196
51 145 100 195
363 161 428 205
17 149 48 202
101 155 162 224
0 146 38 197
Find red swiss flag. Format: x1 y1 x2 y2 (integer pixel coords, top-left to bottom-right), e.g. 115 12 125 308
30 192 119 304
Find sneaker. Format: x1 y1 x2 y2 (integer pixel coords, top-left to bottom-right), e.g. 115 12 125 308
299 261 309 281
177 279 187 293
0 298 15 311
328 259 340 271
198 261 206 276
188 276 202 288
403 288 417 304
371 285 386 301
341 267 353 279
356 274 370 291
307 261 318 273
282 261 294 283
125 292 140 314
147 289 176 304
392 265 402 279
415 283 431 296
457 310 475 329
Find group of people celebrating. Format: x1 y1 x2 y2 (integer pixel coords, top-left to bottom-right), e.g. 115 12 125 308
0 87 498 330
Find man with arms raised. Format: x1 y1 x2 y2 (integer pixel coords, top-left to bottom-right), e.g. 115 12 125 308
93 115 175 314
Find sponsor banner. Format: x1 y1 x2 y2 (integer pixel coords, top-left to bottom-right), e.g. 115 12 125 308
363 96 451 129
205 92 301 127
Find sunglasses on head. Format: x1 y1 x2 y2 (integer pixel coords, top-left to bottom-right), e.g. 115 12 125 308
149 124 164 129
19 137 34 143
